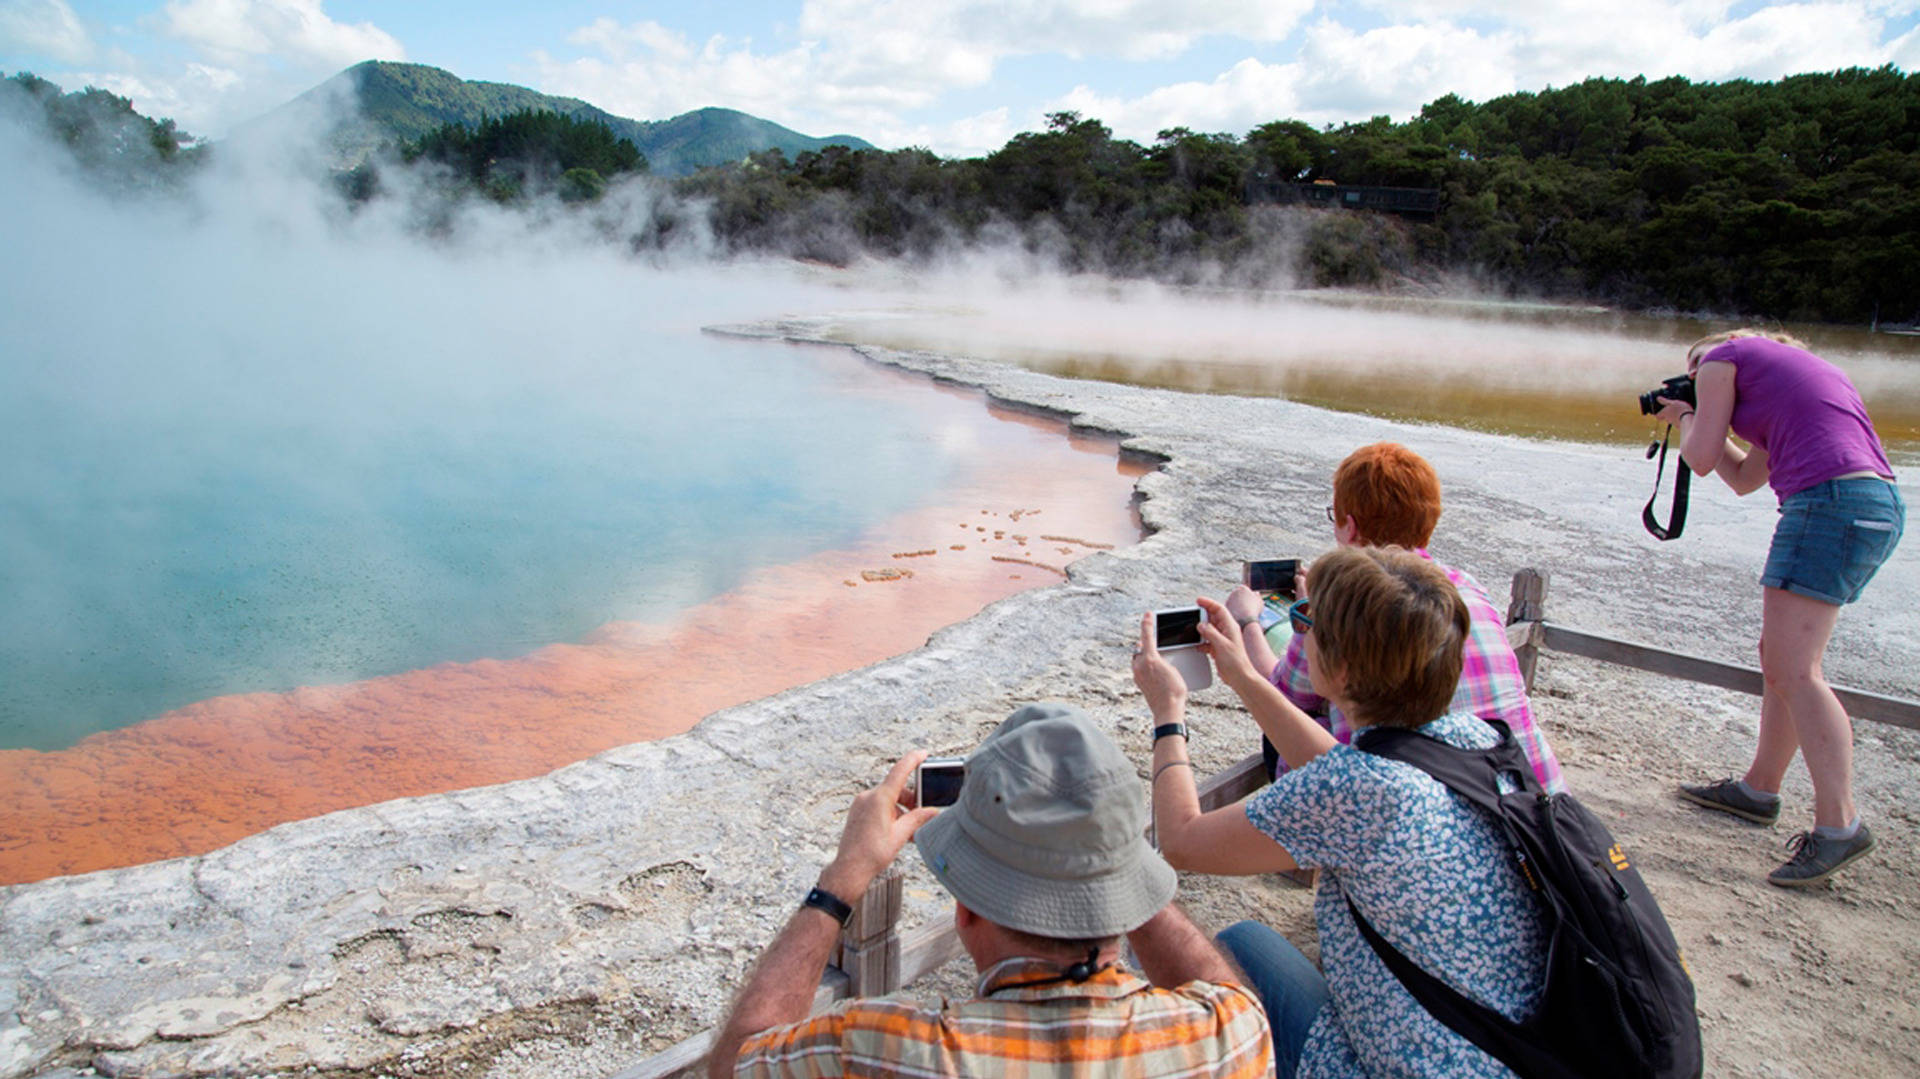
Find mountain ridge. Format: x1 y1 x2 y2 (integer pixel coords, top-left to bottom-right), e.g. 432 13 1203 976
253 60 873 176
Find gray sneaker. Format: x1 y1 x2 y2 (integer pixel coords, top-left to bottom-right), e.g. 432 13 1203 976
1678 778 1781 825
1768 825 1876 887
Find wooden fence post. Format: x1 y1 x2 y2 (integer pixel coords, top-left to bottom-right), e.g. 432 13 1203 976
836 864 905 997
1506 569 1547 693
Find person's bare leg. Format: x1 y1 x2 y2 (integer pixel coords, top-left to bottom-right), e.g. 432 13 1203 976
1758 587 1853 828
1742 636 1800 795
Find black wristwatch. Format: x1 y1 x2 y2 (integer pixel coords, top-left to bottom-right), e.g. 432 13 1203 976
802 885 854 926
1152 722 1189 743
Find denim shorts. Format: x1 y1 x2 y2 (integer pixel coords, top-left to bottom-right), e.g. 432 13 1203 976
1762 476 1906 605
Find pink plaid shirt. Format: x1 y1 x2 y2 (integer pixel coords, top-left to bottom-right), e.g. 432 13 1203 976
1268 551 1565 794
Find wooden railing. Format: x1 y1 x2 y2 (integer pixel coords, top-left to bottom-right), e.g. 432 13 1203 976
609 568 1919 1078
1504 569 1920 731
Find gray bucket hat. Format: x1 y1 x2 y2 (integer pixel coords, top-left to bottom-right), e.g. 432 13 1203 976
913 702 1176 939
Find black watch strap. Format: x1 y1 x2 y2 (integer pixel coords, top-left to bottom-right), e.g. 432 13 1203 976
1152 722 1189 743
803 885 854 926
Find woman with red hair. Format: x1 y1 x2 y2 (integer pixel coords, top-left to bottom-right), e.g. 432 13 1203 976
1223 442 1564 795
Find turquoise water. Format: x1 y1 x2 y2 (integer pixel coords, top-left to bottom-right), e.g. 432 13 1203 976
0 138 990 750
0 313 964 751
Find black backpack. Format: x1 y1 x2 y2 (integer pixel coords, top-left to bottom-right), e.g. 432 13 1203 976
1349 721 1703 1079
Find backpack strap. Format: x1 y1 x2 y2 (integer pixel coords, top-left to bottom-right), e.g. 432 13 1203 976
1353 721 1548 898
1342 889 1572 1079
1352 720 1542 808
1347 722 1576 1079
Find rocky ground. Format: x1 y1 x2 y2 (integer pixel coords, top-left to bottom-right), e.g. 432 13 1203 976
4 321 1916 1079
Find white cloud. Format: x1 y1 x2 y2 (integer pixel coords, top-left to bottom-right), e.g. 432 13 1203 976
566 17 693 64
531 36 824 132
937 106 1016 153
1028 0 1918 151
1036 19 1524 143
1050 59 1308 143
0 0 91 64
801 0 1314 66
1893 20 1920 67
1342 1 1909 88
532 0 1320 149
160 0 403 69
1290 18 1518 117
874 106 1018 158
59 1 407 137
1689 2 1897 77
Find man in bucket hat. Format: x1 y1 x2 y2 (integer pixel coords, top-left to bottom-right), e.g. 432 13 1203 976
710 702 1274 1078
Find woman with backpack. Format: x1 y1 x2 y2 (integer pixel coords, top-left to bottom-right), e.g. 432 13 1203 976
1652 330 1905 886
1134 546 1550 1077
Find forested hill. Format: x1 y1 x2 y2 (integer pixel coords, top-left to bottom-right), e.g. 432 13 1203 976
1393 68 1918 323
0 72 205 192
8 64 1915 326
251 60 873 176
683 66 1919 326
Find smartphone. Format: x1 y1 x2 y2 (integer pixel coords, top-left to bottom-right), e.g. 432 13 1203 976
1153 606 1206 649
1150 607 1213 690
917 757 967 808
1243 558 1300 599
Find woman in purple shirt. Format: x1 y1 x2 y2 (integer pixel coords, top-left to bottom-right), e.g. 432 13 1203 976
1653 330 1905 887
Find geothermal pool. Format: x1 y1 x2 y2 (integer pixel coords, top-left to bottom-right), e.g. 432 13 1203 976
0 325 1145 884
0 327 1095 753
0 125 1152 883
0 166 1163 884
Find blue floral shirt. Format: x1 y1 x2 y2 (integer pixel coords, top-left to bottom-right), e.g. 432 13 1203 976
1244 712 1547 1078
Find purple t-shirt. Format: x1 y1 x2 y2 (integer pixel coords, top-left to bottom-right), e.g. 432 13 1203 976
1701 337 1894 500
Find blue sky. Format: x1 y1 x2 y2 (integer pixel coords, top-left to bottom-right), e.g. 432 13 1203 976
3 1 1917 155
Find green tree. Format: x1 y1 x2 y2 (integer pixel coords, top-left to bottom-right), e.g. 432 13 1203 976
404 108 646 198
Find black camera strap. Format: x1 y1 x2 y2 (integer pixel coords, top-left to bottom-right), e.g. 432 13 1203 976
1641 425 1691 541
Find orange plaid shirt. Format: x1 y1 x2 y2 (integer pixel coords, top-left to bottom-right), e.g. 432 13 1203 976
734 957 1275 1078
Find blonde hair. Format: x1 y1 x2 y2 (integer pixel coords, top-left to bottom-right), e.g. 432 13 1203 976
1306 546 1468 729
1685 327 1809 371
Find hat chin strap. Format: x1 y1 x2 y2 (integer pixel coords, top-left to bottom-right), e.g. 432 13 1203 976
1013 946 1110 988
976 943 1120 997
1061 945 1107 983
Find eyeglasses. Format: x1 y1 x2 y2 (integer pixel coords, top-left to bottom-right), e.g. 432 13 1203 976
1287 598 1312 634
1324 505 1336 525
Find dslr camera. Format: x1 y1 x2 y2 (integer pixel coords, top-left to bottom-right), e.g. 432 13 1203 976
1638 374 1696 416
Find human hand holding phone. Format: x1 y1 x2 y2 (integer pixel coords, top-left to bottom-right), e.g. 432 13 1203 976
1224 584 1265 627
915 757 966 808
1194 596 1261 690
1148 606 1213 691
1132 612 1191 718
